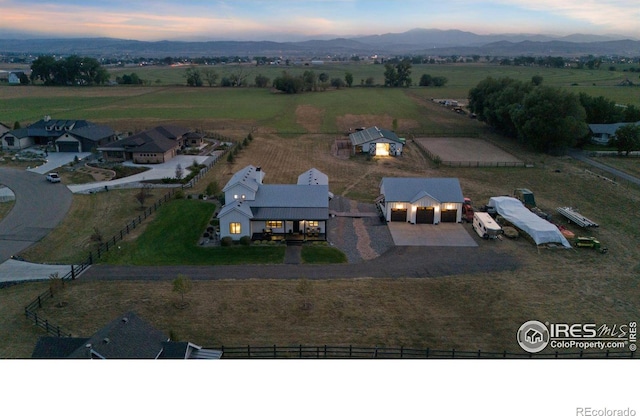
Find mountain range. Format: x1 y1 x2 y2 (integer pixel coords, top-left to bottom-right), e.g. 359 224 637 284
1 29 639 57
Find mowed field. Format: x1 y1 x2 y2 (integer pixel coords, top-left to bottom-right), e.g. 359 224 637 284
1 66 639 357
415 137 523 164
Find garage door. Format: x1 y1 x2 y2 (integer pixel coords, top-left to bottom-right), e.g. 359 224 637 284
57 142 79 152
390 209 407 222
441 209 458 223
416 207 434 224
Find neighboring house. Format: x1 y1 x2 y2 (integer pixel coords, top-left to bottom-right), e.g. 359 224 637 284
8 72 24 84
98 125 192 164
589 122 640 145
378 177 464 224
218 165 330 242
31 311 222 359
0 122 10 137
349 126 404 156
1 116 118 152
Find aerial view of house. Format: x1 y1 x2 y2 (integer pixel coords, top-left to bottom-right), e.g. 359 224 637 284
218 165 330 242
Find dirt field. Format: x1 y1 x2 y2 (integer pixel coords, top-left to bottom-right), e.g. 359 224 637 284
415 137 523 164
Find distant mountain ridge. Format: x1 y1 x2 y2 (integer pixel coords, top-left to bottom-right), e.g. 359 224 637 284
0 29 638 57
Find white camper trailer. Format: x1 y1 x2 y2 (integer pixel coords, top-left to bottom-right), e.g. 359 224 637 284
472 212 503 239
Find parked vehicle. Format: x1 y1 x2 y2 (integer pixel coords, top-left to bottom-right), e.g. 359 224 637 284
514 188 536 208
462 197 474 222
472 212 503 239
46 172 61 183
574 236 607 253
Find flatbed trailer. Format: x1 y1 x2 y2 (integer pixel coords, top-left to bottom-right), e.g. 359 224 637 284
556 207 599 228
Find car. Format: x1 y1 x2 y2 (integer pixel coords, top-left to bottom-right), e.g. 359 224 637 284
46 172 61 183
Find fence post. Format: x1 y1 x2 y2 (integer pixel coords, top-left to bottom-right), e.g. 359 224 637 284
71 265 75 280
452 348 455 358
273 344 276 359
247 345 251 358
45 320 49 333
426 348 429 358
38 295 41 308
478 349 481 358
349 345 352 358
324 345 327 358
120 230 123 240
400 346 404 358
89 252 93 265
299 344 302 358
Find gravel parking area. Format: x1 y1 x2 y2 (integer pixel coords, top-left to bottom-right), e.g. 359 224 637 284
327 196 394 263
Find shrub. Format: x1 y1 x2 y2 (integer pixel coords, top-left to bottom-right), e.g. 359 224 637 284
239 236 252 246
174 190 185 199
221 236 233 246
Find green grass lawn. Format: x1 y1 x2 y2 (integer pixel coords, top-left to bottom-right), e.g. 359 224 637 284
301 245 348 264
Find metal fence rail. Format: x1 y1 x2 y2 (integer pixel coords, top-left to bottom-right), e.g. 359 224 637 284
215 345 636 359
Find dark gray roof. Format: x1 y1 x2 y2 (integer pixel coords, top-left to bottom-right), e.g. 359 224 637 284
589 121 640 136
349 126 401 146
6 119 115 142
100 125 186 153
254 185 329 208
70 124 116 142
67 311 168 359
252 207 329 220
380 177 464 203
31 336 89 359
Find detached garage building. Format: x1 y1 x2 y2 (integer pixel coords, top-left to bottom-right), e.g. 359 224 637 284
378 177 464 224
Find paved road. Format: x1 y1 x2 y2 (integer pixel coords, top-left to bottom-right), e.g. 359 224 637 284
0 168 73 263
80 245 521 281
568 149 640 186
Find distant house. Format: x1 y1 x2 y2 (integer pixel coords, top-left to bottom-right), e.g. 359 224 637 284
1 116 118 152
218 165 330 242
98 125 193 164
8 72 25 84
31 311 222 359
378 177 464 224
0 122 10 137
349 126 404 156
589 122 640 145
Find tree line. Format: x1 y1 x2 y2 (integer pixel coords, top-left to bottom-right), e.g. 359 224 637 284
468 76 640 154
30 55 110 86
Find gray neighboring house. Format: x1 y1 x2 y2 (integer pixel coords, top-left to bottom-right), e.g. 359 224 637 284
589 121 640 145
1 117 118 152
218 165 330 242
98 125 192 164
349 126 404 156
378 177 464 224
31 311 222 359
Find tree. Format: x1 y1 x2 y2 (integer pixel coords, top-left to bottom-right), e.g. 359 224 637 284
254 74 270 88
512 86 588 154
318 72 329 83
431 76 448 87
302 70 317 91
175 163 183 180
419 74 432 86
364 76 375 87
135 187 149 208
384 60 412 87
330 78 345 89
579 93 623 124
344 72 353 87
172 274 192 308
531 75 544 86
612 124 640 156
30 55 57 85
13 121 20 129
185 67 203 87
273 72 304 94
201 68 219 87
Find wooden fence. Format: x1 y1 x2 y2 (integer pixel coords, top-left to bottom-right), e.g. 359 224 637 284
413 139 531 168
214 345 636 359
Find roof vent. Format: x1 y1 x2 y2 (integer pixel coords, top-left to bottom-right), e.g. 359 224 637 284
256 166 261 171
103 337 110 344
122 317 129 323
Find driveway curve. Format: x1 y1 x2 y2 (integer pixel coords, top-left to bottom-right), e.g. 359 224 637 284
0 167 73 262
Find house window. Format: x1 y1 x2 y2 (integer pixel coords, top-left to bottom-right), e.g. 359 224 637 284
267 221 283 228
307 221 319 227
229 223 242 234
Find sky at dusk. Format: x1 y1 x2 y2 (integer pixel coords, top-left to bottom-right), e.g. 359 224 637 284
1 0 639 41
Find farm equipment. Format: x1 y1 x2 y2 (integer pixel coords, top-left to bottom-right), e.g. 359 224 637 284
574 237 608 253
556 207 599 228
462 197 474 222
514 188 536 208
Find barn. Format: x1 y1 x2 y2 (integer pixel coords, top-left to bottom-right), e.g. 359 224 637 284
349 126 404 156
378 177 464 224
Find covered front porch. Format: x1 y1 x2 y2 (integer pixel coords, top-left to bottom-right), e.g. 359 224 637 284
251 219 327 243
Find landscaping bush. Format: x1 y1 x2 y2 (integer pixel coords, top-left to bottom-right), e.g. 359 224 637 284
174 190 185 199
221 237 233 246
239 236 252 246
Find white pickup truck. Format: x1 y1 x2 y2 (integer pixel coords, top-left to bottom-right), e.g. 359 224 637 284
46 172 61 183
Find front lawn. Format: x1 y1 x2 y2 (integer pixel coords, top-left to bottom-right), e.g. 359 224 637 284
99 198 286 265
301 245 348 264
